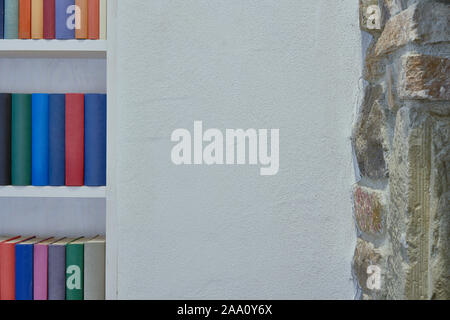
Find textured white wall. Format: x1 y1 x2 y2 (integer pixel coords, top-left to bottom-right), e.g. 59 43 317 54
114 0 361 299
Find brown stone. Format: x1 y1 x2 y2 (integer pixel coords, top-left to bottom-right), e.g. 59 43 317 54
375 2 450 56
399 54 450 101
354 185 386 237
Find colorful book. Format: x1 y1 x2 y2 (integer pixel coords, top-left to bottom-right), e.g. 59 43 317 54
32 94 49 186
87 0 98 39
84 236 105 300
49 94 66 186
55 0 74 39
5 0 19 38
66 237 85 300
42 0 54 38
84 94 106 186
33 238 54 300
48 238 75 300
0 0 5 38
15 238 41 300
0 236 18 300
18 0 31 38
99 0 106 39
65 94 84 186
0 94 12 186
74 0 87 39
31 0 43 38
11 94 32 186
0 236 32 300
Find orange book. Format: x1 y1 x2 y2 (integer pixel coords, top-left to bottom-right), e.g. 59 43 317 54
88 0 99 39
75 0 88 39
0 236 34 300
31 0 44 39
19 0 31 39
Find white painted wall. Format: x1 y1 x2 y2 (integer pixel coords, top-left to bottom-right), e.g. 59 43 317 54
113 0 361 299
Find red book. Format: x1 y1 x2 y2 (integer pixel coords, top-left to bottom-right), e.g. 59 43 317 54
19 0 31 39
66 94 85 186
0 237 33 300
43 0 55 39
88 0 99 39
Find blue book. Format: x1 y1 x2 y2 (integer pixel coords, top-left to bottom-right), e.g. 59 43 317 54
0 0 5 39
15 238 38 301
84 94 107 186
49 94 66 186
55 0 75 39
4 0 18 39
32 94 49 186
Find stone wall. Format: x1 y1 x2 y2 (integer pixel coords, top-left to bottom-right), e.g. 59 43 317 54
352 0 449 300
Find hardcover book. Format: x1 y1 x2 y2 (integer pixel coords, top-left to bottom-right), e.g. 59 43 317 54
65 94 84 186
18 0 31 38
84 94 106 186
87 0 99 39
99 0 106 39
15 238 41 300
33 238 54 300
31 0 43 38
75 0 87 39
0 236 33 300
5 0 19 38
84 236 105 300
42 0 54 38
49 94 66 186
55 0 74 39
11 94 32 186
48 238 77 300
66 237 85 300
32 93 49 186
0 236 18 300
0 0 5 38
0 94 12 186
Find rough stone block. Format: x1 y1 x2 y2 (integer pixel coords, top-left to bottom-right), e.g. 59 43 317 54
375 2 450 56
399 54 450 101
354 185 386 236
381 0 406 16
354 84 390 180
360 0 384 34
388 106 450 300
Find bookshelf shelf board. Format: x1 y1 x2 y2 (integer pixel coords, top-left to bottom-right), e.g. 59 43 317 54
0 40 107 58
0 186 106 198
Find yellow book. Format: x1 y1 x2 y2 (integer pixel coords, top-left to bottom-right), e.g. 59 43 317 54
31 0 43 39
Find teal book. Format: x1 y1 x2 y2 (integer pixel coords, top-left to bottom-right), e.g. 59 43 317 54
12 94 32 186
4 0 19 39
65 238 85 300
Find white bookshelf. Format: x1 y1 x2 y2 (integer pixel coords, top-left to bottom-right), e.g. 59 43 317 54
0 186 106 198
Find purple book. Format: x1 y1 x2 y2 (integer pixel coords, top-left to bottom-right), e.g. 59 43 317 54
48 239 72 300
55 0 75 39
34 238 54 300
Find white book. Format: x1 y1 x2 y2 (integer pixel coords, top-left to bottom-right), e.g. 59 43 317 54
100 0 107 40
84 235 106 300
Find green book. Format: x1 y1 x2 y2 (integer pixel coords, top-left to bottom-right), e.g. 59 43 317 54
4 0 19 39
66 238 86 300
11 94 32 186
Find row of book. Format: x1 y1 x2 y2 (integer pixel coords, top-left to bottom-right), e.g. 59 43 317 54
0 93 106 186
0 0 107 39
0 235 105 300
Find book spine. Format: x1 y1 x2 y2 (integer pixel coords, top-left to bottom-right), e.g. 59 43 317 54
11 94 32 186
15 244 33 300
33 244 48 300
84 94 106 186
0 243 16 300
84 241 105 300
4 0 19 38
18 0 31 38
55 0 74 39
31 0 43 38
48 245 66 300
0 94 12 186
32 93 49 186
65 243 84 300
49 94 66 186
87 0 98 39
75 0 87 39
0 0 5 38
99 0 106 39
65 94 84 186
42 0 54 38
